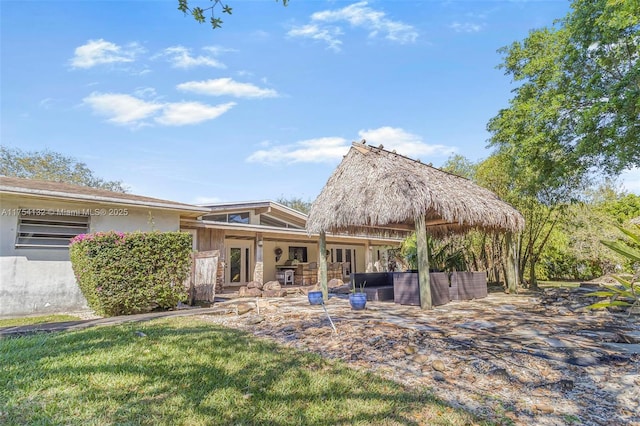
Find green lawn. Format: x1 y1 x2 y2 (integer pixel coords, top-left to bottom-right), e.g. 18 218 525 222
0 317 486 426
0 314 82 328
537 280 581 288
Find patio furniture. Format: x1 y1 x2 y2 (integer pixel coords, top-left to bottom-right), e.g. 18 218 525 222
363 286 395 301
351 272 395 301
452 272 487 300
393 272 451 306
283 269 295 286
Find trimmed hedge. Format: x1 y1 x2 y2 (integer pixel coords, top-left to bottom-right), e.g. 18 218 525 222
70 231 192 316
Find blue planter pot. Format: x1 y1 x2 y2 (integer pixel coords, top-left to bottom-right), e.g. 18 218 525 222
308 291 324 305
349 293 367 310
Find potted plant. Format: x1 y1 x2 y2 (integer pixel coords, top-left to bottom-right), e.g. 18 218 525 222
308 290 324 305
349 280 367 310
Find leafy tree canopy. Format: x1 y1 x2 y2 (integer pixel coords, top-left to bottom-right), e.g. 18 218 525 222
276 196 311 214
441 154 477 180
489 0 639 178
0 146 127 193
178 0 289 29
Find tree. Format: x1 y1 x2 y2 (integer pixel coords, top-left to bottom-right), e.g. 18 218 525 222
0 146 126 192
178 0 289 29
489 0 639 178
276 196 311 214
474 152 580 289
441 154 477 180
484 1 639 287
563 0 640 173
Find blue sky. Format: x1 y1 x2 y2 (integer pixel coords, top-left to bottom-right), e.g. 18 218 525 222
2 0 639 204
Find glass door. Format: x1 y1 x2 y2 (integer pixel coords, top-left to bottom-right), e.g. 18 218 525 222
226 241 252 285
330 246 356 279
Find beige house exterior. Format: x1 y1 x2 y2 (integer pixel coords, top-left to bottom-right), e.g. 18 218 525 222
181 201 403 291
0 177 206 317
0 177 403 317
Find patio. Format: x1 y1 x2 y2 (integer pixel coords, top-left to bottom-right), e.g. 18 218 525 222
200 287 640 426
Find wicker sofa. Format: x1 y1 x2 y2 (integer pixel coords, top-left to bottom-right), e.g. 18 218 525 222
350 271 488 306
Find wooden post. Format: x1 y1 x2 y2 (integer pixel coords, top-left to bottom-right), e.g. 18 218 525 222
319 231 328 301
505 232 518 294
365 241 373 272
415 215 432 310
254 233 264 284
189 252 196 305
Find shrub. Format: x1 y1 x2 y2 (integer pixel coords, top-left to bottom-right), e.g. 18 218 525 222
587 225 640 314
70 231 192 316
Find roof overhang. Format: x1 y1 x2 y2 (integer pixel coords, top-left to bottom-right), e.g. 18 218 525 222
0 185 209 218
202 200 308 226
181 218 403 246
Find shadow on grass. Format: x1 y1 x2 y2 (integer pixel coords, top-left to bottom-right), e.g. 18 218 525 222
0 318 483 426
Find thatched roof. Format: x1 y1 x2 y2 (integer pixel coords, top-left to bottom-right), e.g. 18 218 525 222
307 142 525 237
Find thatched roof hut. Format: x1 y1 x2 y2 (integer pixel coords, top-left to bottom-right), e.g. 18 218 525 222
307 141 525 309
307 142 524 236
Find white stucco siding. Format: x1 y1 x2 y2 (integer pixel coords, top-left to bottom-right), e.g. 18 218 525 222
0 257 84 317
0 194 184 318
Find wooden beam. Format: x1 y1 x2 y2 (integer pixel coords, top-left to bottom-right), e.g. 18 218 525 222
365 241 372 272
415 215 432 310
353 144 370 154
254 207 271 215
424 218 454 226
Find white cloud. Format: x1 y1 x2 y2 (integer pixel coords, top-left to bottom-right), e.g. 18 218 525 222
38 98 54 109
177 78 279 98
83 92 234 127
133 87 158 99
83 92 163 126
194 196 223 205
449 22 484 33
247 137 349 164
288 24 343 52
247 127 457 165
71 39 142 69
357 127 457 159
288 1 417 51
155 101 235 126
202 45 237 55
157 46 226 69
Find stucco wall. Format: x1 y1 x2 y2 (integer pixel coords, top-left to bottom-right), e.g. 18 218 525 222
0 194 183 318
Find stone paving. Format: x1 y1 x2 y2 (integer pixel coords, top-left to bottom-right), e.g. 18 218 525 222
200 287 640 426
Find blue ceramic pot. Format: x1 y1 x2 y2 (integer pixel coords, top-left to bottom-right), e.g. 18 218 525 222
349 293 367 310
308 291 324 305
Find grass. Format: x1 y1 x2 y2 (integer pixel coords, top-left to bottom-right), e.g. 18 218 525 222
537 280 581 288
0 317 486 426
0 314 82 328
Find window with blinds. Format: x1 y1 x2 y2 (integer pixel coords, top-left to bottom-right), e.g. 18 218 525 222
16 213 89 248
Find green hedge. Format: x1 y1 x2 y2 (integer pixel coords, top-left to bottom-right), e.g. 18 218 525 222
70 231 192 316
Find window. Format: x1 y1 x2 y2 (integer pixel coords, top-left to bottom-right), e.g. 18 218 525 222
260 215 287 228
203 212 249 224
16 213 89 248
288 246 308 262
204 214 227 222
260 215 303 229
228 212 249 224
